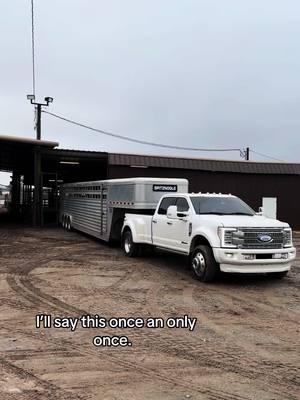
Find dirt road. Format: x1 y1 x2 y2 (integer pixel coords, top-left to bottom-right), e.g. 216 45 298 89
0 225 299 400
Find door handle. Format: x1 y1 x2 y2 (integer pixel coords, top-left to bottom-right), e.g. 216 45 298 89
167 221 173 225
153 220 157 224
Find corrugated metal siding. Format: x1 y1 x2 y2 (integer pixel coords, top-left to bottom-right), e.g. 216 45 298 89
108 153 300 175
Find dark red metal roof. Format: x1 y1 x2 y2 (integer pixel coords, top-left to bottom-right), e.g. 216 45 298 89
108 153 300 175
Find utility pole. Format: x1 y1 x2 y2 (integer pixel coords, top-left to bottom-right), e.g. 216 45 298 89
26 95 53 227
245 147 250 161
27 95 53 140
36 103 41 140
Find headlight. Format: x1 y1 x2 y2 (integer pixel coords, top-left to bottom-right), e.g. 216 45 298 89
218 227 238 248
283 228 293 248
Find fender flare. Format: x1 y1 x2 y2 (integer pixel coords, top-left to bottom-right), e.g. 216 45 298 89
189 232 214 253
121 222 138 243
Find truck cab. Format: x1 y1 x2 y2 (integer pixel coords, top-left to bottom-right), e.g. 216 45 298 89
122 193 296 282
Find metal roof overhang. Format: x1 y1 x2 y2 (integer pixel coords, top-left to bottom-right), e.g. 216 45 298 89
0 135 59 172
0 135 59 147
43 148 108 162
0 135 108 185
39 148 109 184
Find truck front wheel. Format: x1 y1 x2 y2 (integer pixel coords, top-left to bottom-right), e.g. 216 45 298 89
190 245 218 282
122 230 140 257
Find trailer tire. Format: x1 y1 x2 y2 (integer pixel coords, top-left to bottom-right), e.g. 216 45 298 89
62 215 67 229
67 216 71 231
122 230 140 257
190 245 218 282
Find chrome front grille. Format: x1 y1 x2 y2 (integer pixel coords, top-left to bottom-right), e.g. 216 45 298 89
239 228 284 249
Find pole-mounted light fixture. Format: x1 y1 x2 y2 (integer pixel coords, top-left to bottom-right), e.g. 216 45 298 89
27 94 54 140
44 96 53 104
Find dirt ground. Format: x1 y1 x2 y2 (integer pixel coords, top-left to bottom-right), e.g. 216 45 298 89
0 225 299 400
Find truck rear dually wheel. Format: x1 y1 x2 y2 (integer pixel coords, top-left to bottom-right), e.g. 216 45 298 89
122 230 140 257
190 245 218 282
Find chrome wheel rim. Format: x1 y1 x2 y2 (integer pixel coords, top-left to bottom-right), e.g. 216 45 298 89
124 236 131 253
192 252 206 277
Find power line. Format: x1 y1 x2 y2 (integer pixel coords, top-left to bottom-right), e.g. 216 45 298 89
30 0 36 96
43 110 242 153
250 150 285 162
43 111 285 161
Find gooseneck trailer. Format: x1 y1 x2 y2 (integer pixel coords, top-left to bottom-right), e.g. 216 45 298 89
60 178 188 242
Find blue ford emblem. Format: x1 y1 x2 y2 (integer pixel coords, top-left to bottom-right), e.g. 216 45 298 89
257 234 273 243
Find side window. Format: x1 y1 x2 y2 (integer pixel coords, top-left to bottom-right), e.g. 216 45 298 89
176 197 189 212
157 197 177 215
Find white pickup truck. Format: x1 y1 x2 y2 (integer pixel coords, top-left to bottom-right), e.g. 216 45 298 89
121 193 296 282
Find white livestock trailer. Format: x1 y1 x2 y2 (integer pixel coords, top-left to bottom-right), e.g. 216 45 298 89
60 177 188 242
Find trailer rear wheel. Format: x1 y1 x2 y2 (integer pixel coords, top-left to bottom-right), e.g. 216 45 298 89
190 245 218 282
66 216 71 231
122 230 140 257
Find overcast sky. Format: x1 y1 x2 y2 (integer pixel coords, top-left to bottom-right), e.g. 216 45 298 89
1 1 300 183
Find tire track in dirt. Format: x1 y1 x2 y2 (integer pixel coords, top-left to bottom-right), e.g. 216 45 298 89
3 236 300 400
0 356 85 400
6 271 249 400
145 254 300 322
8 269 300 400
143 255 300 332
142 278 299 398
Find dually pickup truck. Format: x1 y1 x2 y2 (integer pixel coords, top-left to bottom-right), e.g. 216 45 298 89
122 193 296 282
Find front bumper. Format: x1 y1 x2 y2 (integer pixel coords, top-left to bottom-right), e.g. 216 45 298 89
213 247 296 273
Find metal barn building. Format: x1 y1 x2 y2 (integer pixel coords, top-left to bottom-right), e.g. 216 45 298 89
0 135 299 228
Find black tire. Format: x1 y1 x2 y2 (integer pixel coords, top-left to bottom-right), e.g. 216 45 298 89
66 216 69 230
122 230 140 257
268 270 288 279
67 216 72 231
190 245 219 282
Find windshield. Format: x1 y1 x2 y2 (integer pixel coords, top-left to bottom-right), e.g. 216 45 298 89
190 196 255 216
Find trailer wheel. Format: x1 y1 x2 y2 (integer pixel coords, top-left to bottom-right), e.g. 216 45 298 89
62 215 67 229
268 271 288 279
122 230 140 257
67 216 71 231
190 245 218 282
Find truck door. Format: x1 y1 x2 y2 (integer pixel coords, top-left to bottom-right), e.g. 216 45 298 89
152 197 177 248
171 197 190 253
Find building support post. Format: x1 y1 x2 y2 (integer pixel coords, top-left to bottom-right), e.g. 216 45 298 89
11 171 21 220
33 147 42 227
